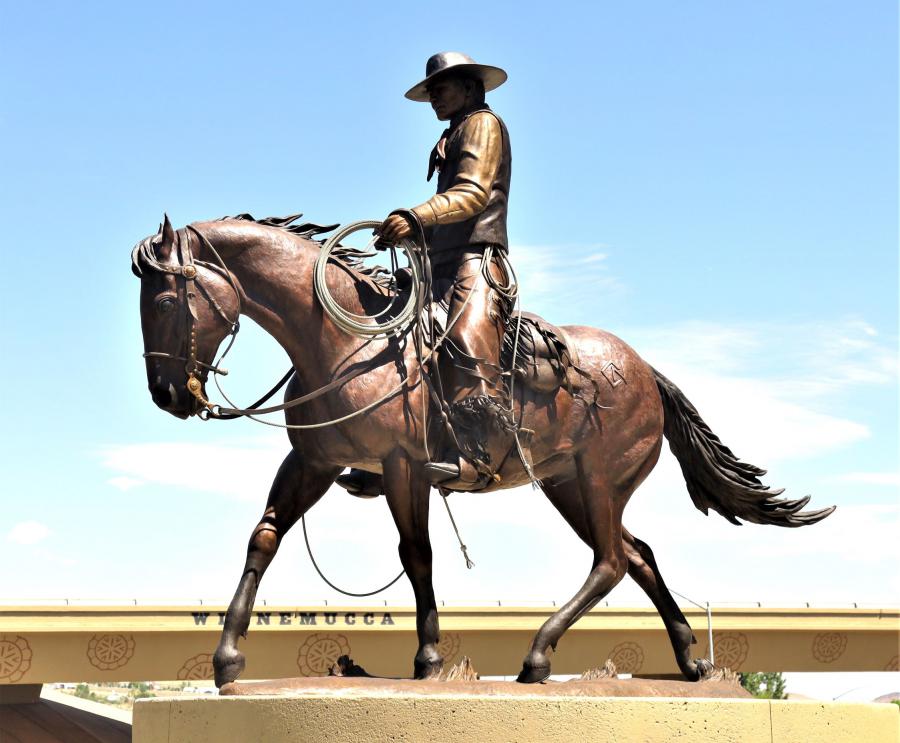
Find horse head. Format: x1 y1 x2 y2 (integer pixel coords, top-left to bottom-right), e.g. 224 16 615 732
132 215 240 418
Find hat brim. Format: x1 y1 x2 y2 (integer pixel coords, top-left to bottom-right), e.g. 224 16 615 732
404 63 508 102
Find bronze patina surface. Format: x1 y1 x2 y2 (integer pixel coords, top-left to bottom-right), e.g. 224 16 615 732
132 212 834 688
132 52 835 691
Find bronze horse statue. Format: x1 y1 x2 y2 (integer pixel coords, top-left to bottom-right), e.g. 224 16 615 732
132 214 834 687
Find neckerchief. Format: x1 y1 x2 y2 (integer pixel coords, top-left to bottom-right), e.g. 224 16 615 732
426 104 492 182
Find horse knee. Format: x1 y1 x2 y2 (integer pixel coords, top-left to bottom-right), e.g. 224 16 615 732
250 523 279 558
594 551 627 584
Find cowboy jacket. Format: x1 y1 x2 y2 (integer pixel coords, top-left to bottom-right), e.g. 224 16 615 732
412 106 511 254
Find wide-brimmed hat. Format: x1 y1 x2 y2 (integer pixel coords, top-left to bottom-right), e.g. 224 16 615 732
405 52 507 102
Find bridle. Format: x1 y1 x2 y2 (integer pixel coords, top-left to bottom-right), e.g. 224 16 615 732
135 225 243 417
134 223 399 425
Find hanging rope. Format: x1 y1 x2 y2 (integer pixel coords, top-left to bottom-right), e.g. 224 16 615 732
440 494 475 569
301 514 405 597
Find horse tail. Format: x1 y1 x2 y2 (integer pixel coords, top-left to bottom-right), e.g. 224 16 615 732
653 368 835 527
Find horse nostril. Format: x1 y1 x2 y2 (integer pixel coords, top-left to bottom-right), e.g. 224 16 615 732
150 384 173 408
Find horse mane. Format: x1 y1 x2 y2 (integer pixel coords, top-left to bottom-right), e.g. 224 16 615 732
216 213 395 289
133 212 394 289
216 212 338 240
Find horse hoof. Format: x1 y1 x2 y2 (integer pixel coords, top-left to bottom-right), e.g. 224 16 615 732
214 647 246 688
414 658 443 680
695 658 716 680
516 661 551 684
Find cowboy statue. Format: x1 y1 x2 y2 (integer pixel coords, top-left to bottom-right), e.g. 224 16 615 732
337 51 515 497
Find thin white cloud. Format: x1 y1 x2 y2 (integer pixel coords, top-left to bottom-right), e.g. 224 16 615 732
627 318 898 390
642 364 869 463
835 472 900 487
510 243 624 310
623 318 896 463
7 521 51 545
106 476 145 491
99 435 288 502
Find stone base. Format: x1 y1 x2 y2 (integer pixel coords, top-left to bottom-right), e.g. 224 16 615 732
220 674 751 699
133 677 900 743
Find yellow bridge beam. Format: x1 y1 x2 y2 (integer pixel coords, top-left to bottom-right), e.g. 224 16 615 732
1 605 897 684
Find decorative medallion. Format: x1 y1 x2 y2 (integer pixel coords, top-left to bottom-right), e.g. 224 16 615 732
712 633 749 671
437 632 461 664
86 633 136 670
0 635 32 683
884 656 898 672
608 641 644 674
811 632 847 663
296 633 351 676
177 653 215 680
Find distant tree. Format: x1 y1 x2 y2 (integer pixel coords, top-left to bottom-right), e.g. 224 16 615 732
739 672 786 699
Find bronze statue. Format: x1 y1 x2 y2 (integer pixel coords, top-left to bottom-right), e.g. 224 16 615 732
131 53 834 687
132 52 833 686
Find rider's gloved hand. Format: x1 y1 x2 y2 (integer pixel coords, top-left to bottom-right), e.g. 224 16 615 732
375 213 413 249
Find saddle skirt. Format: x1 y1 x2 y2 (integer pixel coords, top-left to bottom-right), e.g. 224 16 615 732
501 312 589 396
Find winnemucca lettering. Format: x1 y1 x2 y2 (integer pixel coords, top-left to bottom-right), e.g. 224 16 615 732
190 611 396 627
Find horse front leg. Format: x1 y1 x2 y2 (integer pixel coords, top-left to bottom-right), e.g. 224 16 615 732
383 448 442 679
214 450 339 687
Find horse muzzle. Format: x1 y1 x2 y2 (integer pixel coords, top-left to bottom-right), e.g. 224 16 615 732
149 379 198 419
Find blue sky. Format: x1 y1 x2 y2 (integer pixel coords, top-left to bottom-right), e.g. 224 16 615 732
1 1 896 697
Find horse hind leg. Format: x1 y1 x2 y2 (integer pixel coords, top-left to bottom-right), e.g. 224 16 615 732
518 455 629 683
213 450 340 687
622 529 714 681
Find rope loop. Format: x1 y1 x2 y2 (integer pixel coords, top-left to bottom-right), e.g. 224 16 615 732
313 220 423 339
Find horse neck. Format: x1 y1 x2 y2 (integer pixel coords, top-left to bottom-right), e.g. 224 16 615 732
191 221 329 376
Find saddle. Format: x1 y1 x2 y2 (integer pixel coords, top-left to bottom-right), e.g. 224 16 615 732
501 312 595 399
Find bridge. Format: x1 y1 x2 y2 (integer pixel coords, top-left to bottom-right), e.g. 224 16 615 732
1 604 897 684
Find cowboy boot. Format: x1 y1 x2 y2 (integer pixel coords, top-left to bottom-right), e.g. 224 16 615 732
335 468 384 498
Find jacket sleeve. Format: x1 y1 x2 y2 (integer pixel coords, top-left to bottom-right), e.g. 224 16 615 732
412 112 502 227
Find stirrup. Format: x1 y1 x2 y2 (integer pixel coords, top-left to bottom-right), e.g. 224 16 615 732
423 461 461 484
423 457 486 488
335 469 384 498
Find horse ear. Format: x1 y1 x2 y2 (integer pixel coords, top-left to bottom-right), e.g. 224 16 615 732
161 213 176 247
154 213 176 261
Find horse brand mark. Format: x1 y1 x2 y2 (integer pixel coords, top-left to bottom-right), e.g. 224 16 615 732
601 361 626 388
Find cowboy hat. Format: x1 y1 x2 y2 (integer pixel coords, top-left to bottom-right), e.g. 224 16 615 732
405 51 508 102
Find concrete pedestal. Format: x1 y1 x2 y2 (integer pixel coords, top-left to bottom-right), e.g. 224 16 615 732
133 677 899 743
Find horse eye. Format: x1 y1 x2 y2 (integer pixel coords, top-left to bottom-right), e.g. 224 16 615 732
157 297 177 314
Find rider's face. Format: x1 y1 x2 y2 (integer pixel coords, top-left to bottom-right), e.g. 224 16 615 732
427 77 468 121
